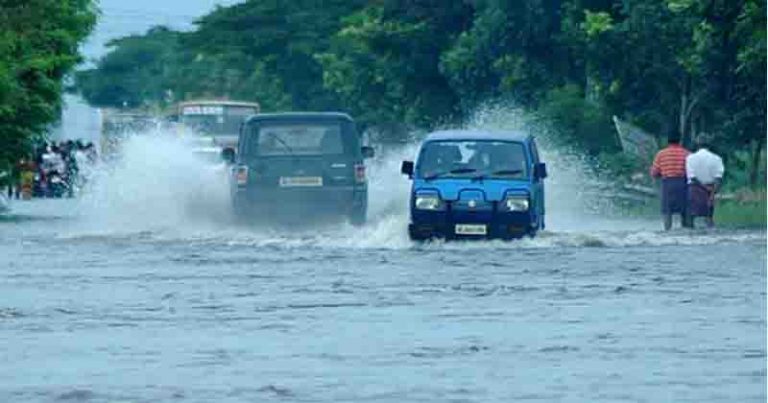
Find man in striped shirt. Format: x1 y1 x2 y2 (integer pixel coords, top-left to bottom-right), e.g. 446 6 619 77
650 134 691 230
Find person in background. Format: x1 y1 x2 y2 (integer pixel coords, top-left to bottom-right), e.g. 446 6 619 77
73 143 90 192
11 158 23 199
650 132 691 230
686 137 725 228
18 158 36 200
63 141 78 197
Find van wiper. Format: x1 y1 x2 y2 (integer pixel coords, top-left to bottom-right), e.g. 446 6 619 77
270 134 295 156
472 169 523 181
424 167 476 180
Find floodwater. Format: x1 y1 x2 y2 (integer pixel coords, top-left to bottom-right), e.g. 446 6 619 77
1 134 765 402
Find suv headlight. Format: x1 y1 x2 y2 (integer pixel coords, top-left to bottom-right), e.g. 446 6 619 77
504 196 529 212
415 195 443 210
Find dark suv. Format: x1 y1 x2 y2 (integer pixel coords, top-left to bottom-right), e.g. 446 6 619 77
230 113 373 225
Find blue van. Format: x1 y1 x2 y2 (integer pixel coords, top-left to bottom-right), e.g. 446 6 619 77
401 130 547 240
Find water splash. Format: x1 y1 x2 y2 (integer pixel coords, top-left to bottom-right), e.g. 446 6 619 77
77 129 231 233
463 101 653 231
55 109 761 250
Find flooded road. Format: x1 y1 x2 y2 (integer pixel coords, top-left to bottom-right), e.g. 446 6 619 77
1 136 765 402
2 199 765 402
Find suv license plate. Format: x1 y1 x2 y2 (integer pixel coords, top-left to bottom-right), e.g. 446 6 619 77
279 176 323 187
455 224 487 236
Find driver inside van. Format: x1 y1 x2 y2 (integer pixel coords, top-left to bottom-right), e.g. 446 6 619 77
469 142 526 177
467 143 493 171
421 144 462 176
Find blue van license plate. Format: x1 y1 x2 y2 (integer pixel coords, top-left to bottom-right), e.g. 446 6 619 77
455 224 487 236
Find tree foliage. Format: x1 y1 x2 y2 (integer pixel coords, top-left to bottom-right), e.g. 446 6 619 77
76 27 179 109
0 0 96 172
75 0 766 185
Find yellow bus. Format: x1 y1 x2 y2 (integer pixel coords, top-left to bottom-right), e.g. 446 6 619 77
176 100 260 148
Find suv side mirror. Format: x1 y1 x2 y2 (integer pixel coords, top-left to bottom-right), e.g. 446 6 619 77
401 161 414 178
534 162 548 180
221 147 236 164
362 146 375 159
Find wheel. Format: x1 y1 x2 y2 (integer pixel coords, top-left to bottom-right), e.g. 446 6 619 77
348 207 366 227
232 196 251 221
408 224 431 241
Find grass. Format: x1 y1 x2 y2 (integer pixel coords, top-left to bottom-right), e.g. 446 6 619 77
609 188 766 229
715 194 766 228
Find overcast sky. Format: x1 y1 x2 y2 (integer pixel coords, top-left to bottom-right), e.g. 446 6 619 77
82 0 243 60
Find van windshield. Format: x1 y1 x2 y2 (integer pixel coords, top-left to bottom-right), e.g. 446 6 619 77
417 140 529 179
248 123 345 157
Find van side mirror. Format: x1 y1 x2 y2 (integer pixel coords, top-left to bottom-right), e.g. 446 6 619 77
362 146 375 159
401 161 414 178
534 162 548 180
221 147 236 164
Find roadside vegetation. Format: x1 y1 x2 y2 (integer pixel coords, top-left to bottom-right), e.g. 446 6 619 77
715 192 766 228
75 1 766 190
0 0 96 188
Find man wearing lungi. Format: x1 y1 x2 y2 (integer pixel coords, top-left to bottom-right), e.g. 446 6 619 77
686 138 724 228
651 133 691 230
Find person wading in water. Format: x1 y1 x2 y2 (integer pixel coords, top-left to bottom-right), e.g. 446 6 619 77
650 133 691 230
686 137 724 228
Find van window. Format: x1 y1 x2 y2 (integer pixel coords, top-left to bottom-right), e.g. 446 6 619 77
418 140 529 179
246 123 344 156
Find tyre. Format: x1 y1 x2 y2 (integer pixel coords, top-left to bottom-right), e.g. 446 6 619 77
232 197 250 221
408 224 432 241
349 207 366 227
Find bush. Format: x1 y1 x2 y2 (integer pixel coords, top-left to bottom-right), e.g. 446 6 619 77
539 85 618 155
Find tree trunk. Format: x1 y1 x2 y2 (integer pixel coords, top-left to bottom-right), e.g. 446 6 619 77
749 136 764 187
679 91 687 143
678 78 700 148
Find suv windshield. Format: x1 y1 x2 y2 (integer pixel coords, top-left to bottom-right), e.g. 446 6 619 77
417 140 529 179
248 123 344 157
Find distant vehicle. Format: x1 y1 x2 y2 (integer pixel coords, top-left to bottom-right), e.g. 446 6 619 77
190 138 231 179
176 100 260 149
99 109 155 156
230 112 374 225
401 130 547 240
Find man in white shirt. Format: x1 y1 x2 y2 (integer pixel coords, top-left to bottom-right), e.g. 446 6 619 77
686 138 725 228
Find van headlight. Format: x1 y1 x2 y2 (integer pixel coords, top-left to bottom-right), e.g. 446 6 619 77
415 195 443 210
504 196 529 212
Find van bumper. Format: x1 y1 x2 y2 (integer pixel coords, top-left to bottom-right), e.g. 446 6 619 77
409 211 537 240
233 186 367 222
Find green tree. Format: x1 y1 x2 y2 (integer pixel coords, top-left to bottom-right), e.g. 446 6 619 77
319 0 473 133
441 0 569 110
0 0 96 170
76 26 179 109
72 0 765 187
184 0 367 111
